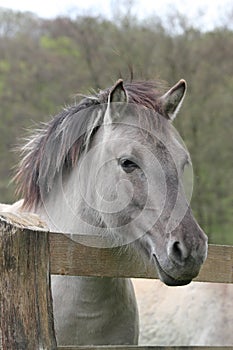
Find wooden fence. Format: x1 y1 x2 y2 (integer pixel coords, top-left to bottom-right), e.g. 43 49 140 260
0 213 233 350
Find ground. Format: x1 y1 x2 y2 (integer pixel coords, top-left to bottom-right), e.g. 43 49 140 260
133 279 233 346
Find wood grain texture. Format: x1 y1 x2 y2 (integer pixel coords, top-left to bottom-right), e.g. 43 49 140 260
49 233 233 284
0 219 57 350
195 244 233 283
57 346 233 350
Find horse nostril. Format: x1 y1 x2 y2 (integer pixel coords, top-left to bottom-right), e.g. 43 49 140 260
168 240 189 265
173 241 183 260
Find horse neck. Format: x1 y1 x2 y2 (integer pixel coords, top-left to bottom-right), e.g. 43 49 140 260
52 275 138 345
33 155 139 344
35 163 99 235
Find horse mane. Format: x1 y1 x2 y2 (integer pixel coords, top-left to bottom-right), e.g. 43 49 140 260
15 80 167 209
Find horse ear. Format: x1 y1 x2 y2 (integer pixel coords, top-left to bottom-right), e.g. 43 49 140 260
104 79 128 123
109 79 128 104
160 79 187 121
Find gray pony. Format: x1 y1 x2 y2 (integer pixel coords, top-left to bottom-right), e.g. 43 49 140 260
4 79 208 345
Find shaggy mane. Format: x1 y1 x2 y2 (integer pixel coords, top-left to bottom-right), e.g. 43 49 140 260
15 80 167 208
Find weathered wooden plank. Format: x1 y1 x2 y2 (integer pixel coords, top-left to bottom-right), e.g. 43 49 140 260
49 233 152 279
50 232 233 284
194 244 233 283
0 217 57 350
57 346 233 350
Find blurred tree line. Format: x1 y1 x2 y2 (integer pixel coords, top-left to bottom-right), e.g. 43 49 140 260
0 6 232 244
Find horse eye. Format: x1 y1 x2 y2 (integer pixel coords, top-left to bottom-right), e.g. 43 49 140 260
119 158 139 173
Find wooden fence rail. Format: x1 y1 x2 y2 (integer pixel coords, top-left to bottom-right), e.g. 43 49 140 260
57 347 233 350
50 232 233 284
0 214 233 350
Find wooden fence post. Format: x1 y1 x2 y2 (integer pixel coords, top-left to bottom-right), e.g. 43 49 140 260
0 217 57 350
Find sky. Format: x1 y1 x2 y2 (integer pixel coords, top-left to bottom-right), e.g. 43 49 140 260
0 0 232 30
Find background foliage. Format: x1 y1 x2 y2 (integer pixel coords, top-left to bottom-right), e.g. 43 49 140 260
0 6 232 244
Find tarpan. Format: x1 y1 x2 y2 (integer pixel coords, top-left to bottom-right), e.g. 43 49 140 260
2 79 208 345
